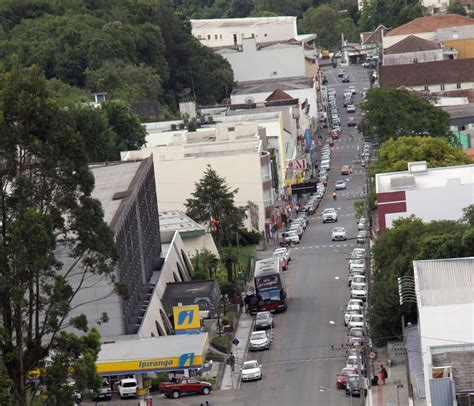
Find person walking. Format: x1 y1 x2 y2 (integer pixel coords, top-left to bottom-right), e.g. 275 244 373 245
379 364 388 385
229 352 235 373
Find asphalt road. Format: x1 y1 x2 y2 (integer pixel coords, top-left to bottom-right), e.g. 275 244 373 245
84 64 371 406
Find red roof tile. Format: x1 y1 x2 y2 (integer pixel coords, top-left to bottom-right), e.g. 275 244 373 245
380 58 474 87
265 89 294 102
386 14 474 36
384 35 440 55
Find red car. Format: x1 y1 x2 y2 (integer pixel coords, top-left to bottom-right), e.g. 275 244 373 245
330 129 340 139
347 117 357 126
159 376 212 399
336 367 358 389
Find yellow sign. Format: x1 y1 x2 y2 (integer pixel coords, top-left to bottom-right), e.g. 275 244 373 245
173 305 201 332
96 354 203 375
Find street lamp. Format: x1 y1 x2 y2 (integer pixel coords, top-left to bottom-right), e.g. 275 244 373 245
319 385 353 406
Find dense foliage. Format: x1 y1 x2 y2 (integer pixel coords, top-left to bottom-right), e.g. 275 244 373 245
185 165 247 247
0 63 117 405
370 208 474 345
370 136 470 174
0 0 234 110
360 88 451 143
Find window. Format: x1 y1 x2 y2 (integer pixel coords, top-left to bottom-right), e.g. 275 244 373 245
457 83 462 89
151 332 155 337
155 320 165 337
197 35 202 40
440 84 445 90
181 249 193 275
264 33 267 37
207 35 211 40
160 310 173 335
220 34 222 39
173 272 180 282
177 262 186 281
424 85 429 91
214 34 218 39
228 126 235 132
413 58 418 63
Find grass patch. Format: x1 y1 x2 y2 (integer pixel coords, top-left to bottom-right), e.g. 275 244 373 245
216 246 256 281
211 335 230 353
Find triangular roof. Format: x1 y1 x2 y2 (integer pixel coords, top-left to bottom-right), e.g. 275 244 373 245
384 35 440 55
265 89 294 102
362 24 388 45
386 14 474 36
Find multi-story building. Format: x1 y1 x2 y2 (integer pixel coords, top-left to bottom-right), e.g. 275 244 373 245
121 123 275 237
375 161 474 232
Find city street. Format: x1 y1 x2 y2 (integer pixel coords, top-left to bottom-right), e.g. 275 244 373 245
83 64 371 406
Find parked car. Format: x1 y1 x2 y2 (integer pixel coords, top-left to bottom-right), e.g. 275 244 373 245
255 311 274 330
117 378 138 399
343 98 352 108
347 314 364 329
336 367 358 389
341 165 351 175
347 299 364 309
342 75 350 83
92 379 112 401
335 180 346 190
349 257 365 271
347 117 357 126
249 330 272 351
159 377 212 399
357 218 367 230
272 251 288 270
346 376 366 397
351 286 367 301
357 230 368 244
282 230 300 244
322 208 338 223
338 69 346 77
346 355 365 374
351 248 366 259
348 86 356 94
347 104 356 113
332 227 347 241
241 360 262 381
347 327 365 345
344 306 363 326
273 248 291 264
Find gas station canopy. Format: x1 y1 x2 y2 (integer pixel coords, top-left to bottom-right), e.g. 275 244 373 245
96 333 209 376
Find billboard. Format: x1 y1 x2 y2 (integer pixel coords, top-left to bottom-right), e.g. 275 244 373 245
173 305 201 334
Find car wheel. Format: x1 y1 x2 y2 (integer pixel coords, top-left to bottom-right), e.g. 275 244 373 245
259 375 263 380
202 387 211 395
172 391 180 399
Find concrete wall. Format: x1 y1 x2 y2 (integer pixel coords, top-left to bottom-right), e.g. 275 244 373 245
444 38 474 59
191 17 297 48
383 49 444 65
403 81 474 93
182 233 220 259
384 177 474 228
419 302 474 404
219 38 306 82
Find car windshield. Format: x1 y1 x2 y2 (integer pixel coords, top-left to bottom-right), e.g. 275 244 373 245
351 315 363 321
243 361 258 370
259 289 282 301
122 382 136 388
251 332 267 340
333 228 345 232
256 312 270 321
351 258 364 265
323 209 335 214
350 329 363 337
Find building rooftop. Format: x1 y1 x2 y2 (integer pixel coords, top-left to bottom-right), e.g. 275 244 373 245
233 76 314 95
384 35 440 55
375 162 474 193
386 14 474 36
440 103 474 119
159 210 205 236
190 16 296 29
361 24 388 45
413 257 474 307
379 58 474 87
265 88 295 102
90 161 144 226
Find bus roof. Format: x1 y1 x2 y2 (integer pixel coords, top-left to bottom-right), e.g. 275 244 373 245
254 257 281 278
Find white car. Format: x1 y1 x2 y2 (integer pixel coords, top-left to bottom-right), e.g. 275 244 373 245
346 355 365 373
357 218 367 230
351 248 366 259
349 258 365 271
335 180 346 190
344 306 363 326
321 160 331 170
283 230 300 244
322 208 338 223
241 360 262 381
117 378 138 398
347 104 356 113
351 275 366 286
348 86 356 94
349 270 365 286
351 286 367 301
273 248 291 262
249 331 272 351
347 314 364 330
347 299 364 309
332 227 347 241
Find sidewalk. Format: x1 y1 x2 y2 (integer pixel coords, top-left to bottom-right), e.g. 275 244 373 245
367 347 409 406
220 312 254 390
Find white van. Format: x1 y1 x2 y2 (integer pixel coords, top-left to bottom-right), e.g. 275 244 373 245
117 378 138 398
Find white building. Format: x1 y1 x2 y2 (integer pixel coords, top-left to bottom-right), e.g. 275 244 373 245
191 16 298 48
375 161 474 231
412 257 474 405
121 123 275 237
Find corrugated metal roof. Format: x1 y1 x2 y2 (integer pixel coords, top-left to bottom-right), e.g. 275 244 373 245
413 257 474 307
406 324 426 399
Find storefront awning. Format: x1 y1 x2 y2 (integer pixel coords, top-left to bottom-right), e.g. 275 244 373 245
96 333 209 376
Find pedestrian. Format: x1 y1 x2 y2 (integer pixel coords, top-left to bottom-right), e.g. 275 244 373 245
379 364 388 384
229 352 235 372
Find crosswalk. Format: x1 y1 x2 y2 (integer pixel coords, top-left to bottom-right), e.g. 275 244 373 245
291 242 356 251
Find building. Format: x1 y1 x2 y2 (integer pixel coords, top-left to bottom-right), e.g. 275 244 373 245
383 35 451 66
216 37 309 82
411 257 474 405
379 58 474 92
440 104 474 148
67 159 198 339
191 16 299 48
375 161 474 232
382 14 474 50
121 123 275 237
360 24 387 59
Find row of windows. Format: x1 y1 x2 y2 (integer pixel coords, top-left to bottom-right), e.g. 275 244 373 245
198 33 268 41
423 83 462 92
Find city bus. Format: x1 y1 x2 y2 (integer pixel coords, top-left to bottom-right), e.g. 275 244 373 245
254 258 287 313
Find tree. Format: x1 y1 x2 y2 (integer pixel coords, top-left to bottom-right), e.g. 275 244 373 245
219 247 239 282
447 1 467 16
190 249 220 280
361 88 450 143
101 100 147 159
253 0 312 18
300 5 341 50
185 165 246 247
0 63 118 405
370 136 470 174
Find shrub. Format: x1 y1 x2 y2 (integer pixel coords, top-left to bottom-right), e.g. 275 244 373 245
211 335 230 353
150 373 171 392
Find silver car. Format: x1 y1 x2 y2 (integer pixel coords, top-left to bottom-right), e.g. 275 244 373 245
249 331 271 351
255 311 274 330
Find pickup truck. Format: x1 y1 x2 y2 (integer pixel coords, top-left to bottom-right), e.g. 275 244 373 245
159 376 212 399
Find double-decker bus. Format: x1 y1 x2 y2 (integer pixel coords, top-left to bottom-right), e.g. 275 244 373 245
254 258 287 313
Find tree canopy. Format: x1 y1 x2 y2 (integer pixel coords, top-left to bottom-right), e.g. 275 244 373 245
370 210 474 345
185 165 247 247
0 0 234 110
299 5 359 49
447 1 467 16
370 136 470 174
361 88 451 143
0 63 117 404
359 0 425 32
